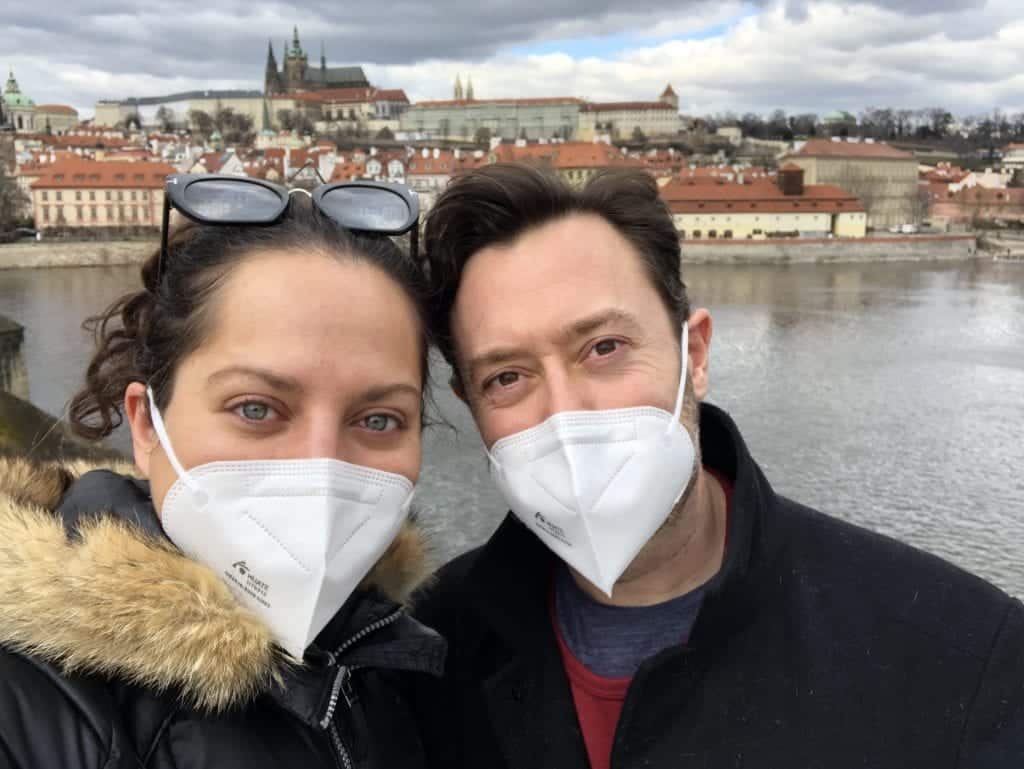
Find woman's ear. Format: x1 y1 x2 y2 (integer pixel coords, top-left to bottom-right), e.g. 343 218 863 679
124 382 156 477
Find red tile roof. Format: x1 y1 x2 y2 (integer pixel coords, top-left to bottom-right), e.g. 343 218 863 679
787 139 915 160
661 178 864 214
34 104 78 116
374 89 409 103
30 159 176 190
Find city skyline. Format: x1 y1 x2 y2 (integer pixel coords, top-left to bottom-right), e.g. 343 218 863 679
5 0 1024 118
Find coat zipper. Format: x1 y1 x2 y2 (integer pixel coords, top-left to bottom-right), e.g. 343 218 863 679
319 607 406 769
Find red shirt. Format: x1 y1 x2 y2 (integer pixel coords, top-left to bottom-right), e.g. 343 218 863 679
552 467 733 769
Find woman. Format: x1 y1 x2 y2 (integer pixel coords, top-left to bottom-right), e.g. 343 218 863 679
0 178 444 768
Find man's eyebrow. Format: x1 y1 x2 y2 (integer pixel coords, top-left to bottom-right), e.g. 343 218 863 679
464 309 646 385
206 366 303 393
559 308 646 342
466 346 531 385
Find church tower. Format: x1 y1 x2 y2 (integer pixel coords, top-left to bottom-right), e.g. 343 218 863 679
453 74 464 101
284 27 309 91
466 75 475 101
264 40 282 95
660 83 679 111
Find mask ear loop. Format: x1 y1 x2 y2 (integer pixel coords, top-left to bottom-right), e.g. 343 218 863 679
666 321 690 435
146 387 207 505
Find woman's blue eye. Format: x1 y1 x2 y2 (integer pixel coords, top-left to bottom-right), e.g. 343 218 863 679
363 414 397 432
239 402 270 421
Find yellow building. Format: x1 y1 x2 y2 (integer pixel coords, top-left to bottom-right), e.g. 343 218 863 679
784 139 918 230
661 165 867 240
30 159 176 231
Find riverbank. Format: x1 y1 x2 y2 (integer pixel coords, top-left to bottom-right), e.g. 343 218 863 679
681 234 977 264
0 240 155 270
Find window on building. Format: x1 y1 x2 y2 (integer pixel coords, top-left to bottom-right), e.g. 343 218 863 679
106 191 112 201
106 205 113 219
708 230 718 239
142 191 149 201
131 191 137 201
42 207 50 222
76 191 82 202
117 191 123 201
77 206 84 220
41 191 48 201
89 191 96 201
724 230 733 239
693 230 702 238
91 206 98 221
55 191 62 202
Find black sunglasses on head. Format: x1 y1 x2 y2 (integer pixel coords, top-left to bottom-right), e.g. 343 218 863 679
160 173 421 274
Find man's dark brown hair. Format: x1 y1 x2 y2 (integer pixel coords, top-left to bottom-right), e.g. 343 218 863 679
422 162 690 372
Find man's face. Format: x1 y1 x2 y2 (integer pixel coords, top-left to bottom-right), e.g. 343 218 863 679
450 212 710 447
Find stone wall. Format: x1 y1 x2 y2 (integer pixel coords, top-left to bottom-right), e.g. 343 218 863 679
680 235 977 264
0 316 28 400
0 240 155 270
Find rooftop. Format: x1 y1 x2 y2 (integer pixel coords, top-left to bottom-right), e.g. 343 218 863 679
788 138 915 160
30 159 177 190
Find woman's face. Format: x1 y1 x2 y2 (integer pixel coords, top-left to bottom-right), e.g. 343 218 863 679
125 249 424 515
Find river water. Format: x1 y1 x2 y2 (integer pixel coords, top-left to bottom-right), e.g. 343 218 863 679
1 260 1022 597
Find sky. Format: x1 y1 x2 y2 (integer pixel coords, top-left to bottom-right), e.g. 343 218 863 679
4 0 1023 119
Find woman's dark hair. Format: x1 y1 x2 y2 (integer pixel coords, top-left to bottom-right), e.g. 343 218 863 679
422 162 690 371
69 199 430 440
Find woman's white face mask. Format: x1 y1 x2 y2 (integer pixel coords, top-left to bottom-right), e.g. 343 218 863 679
147 388 415 659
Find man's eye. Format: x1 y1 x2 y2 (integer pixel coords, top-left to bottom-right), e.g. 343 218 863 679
362 414 399 432
488 371 520 389
237 402 273 422
592 339 620 357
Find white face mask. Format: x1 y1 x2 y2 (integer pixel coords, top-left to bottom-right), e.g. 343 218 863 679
146 389 414 659
487 324 695 597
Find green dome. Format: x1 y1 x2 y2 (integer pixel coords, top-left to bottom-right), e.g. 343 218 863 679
3 69 33 108
3 91 33 108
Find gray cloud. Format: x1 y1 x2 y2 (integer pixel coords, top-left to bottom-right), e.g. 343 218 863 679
2 0 1015 115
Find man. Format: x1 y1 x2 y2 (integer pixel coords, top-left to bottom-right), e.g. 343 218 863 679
412 163 1023 768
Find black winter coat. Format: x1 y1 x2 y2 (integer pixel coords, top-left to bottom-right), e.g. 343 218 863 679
411 404 1024 769
0 458 445 769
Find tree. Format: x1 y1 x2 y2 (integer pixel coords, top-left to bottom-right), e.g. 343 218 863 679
474 125 492 146
189 109 215 138
631 126 648 144
276 109 314 136
375 126 394 141
154 106 175 132
214 107 255 145
0 162 30 231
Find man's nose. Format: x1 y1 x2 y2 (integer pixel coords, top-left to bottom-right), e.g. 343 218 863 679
543 365 594 418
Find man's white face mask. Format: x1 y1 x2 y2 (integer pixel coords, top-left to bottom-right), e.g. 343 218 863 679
486 324 696 597
146 389 414 659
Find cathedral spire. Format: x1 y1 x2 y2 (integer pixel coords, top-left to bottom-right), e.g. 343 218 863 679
454 73 464 101
292 26 301 54
466 75 474 101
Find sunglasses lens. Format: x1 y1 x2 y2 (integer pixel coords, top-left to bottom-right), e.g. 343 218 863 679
319 187 412 232
183 179 282 222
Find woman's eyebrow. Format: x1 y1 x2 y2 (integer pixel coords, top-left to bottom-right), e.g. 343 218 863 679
206 365 304 393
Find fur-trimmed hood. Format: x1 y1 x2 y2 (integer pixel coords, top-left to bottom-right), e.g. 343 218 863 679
0 456 435 714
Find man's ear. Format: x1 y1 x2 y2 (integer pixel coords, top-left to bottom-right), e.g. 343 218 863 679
449 372 467 404
687 308 713 401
